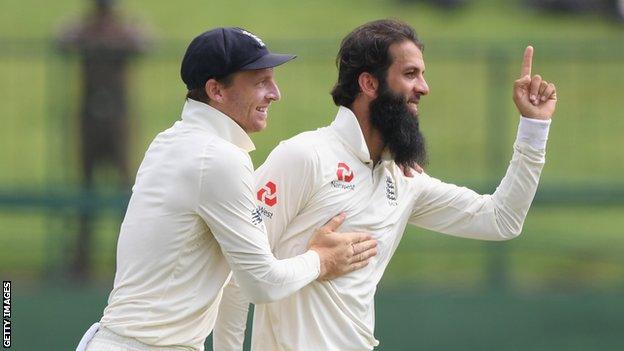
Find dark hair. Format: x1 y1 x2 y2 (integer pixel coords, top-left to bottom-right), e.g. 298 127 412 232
330 19 423 108
185 73 235 104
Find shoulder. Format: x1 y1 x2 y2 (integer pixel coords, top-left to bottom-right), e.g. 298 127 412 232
390 162 440 193
203 139 253 177
197 142 255 198
264 129 329 169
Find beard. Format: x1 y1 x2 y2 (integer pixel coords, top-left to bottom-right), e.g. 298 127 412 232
369 84 427 169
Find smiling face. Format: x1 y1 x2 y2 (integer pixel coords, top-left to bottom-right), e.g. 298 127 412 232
217 68 281 133
366 40 430 168
383 40 429 115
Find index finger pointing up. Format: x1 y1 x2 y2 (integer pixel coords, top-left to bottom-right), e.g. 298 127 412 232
521 45 533 77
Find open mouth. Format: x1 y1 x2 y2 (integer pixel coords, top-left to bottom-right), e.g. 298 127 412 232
256 106 268 114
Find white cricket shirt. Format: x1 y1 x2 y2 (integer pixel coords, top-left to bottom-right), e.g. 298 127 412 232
98 99 320 351
248 106 550 351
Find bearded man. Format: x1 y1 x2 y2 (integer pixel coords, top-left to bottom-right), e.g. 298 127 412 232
214 19 557 351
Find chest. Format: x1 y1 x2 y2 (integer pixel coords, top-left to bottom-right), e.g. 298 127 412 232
303 157 414 239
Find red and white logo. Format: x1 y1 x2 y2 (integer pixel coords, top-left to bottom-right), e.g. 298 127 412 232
336 162 354 182
257 181 277 207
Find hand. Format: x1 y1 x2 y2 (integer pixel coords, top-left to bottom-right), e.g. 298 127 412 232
398 163 424 178
308 213 378 280
513 46 557 120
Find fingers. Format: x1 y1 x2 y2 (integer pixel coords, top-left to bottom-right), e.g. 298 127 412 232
520 45 533 77
399 163 424 178
399 164 414 177
538 80 548 97
529 74 542 105
542 82 556 101
514 75 531 86
349 238 377 265
316 233 377 280
345 259 370 273
319 213 346 234
351 239 378 255
344 232 374 245
413 163 424 174
350 246 377 264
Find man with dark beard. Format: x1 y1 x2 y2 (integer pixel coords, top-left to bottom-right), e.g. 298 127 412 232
369 79 428 168
214 19 557 351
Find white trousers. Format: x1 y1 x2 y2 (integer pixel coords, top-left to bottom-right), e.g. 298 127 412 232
82 326 189 351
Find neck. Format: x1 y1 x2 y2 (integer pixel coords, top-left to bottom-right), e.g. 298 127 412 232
350 98 385 165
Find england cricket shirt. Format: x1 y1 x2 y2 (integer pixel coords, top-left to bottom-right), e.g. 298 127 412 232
98 99 320 351
250 106 550 351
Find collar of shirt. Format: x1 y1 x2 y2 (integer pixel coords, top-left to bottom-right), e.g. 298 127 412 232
329 106 393 165
180 99 255 153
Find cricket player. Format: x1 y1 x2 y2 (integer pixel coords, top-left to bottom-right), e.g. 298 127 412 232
214 19 557 350
76 27 378 351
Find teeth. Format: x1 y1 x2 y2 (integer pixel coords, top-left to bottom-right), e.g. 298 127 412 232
256 107 267 112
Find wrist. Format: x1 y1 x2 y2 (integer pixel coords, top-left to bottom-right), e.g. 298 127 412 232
309 248 326 279
517 116 551 150
521 114 551 121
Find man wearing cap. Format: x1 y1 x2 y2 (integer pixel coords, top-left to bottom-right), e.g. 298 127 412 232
76 27 378 351
214 19 557 350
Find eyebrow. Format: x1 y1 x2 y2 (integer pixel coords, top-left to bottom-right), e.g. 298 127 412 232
403 65 424 72
254 72 273 81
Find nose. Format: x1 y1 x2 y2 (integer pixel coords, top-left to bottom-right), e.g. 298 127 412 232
416 77 429 96
267 80 281 102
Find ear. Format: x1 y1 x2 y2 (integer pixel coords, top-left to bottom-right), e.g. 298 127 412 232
358 72 379 99
205 79 224 102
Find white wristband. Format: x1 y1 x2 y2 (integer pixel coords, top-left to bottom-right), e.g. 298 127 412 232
517 116 551 150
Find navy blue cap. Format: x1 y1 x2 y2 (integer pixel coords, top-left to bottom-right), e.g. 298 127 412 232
181 27 296 90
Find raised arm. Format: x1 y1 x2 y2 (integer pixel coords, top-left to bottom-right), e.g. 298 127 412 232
409 46 556 240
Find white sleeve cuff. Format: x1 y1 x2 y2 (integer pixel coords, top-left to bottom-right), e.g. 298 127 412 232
516 116 551 150
303 249 321 279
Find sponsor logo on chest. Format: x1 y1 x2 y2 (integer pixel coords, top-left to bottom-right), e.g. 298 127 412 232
331 162 356 191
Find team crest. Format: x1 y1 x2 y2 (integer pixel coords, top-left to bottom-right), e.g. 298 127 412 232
385 176 397 206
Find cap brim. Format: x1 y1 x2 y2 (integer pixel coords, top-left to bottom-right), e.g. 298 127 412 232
240 53 297 70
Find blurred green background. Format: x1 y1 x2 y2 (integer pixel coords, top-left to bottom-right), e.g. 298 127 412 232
1 0 623 350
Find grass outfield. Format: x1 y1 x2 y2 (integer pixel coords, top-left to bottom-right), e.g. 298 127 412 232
1 0 623 187
2 45 623 186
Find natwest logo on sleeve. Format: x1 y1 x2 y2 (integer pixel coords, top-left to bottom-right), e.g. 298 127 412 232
257 181 277 206
336 162 354 182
